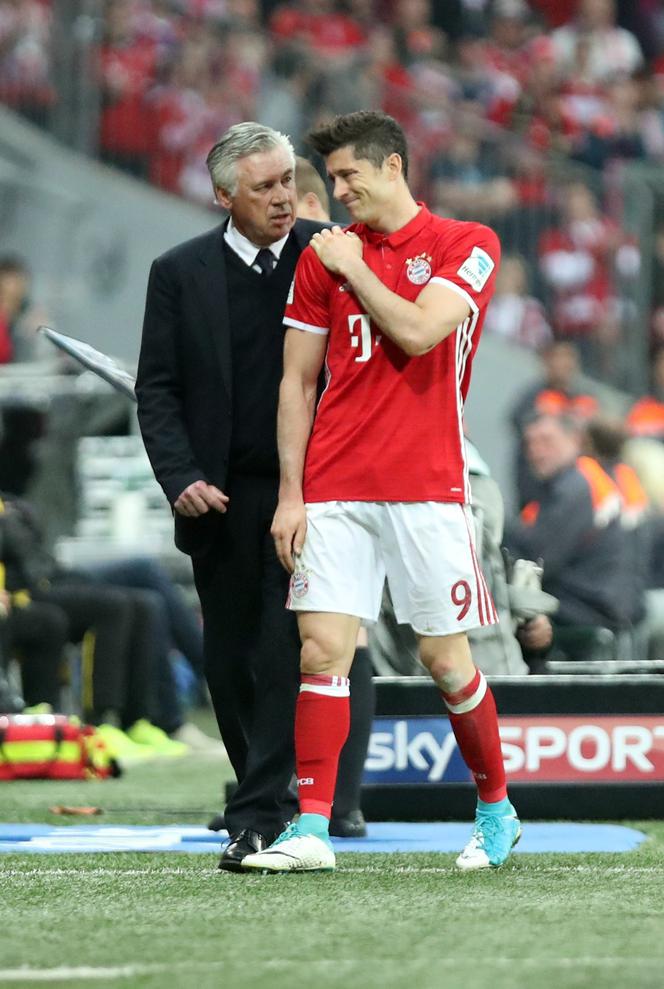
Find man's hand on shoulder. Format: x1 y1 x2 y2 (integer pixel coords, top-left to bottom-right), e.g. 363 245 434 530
310 226 363 276
271 499 307 573
174 480 229 517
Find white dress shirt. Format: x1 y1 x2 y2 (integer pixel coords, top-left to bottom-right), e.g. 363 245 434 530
223 218 290 273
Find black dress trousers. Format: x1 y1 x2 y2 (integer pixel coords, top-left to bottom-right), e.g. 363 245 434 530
192 474 300 840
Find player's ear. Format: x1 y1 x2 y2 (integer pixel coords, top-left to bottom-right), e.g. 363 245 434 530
385 153 403 180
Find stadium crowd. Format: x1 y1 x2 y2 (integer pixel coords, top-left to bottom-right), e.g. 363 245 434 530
1 1 663 379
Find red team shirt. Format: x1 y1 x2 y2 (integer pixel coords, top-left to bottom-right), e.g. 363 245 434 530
284 205 500 504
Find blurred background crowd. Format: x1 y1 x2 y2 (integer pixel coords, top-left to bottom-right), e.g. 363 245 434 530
3 0 664 388
1 0 664 748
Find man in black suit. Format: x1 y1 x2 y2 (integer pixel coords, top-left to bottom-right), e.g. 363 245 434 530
136 123 372 871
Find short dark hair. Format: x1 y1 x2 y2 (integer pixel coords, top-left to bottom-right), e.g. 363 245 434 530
308 111 409 179
586 416 626 460
0 254 28 278
295 156 330 213
523 411 581 437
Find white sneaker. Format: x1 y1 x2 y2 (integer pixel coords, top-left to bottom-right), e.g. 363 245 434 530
242 824 336 874
171 722 228 757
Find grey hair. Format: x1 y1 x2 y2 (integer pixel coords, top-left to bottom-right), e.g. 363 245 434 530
206 122 295 196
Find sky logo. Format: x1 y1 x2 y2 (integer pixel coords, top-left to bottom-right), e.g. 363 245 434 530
363 716 664 784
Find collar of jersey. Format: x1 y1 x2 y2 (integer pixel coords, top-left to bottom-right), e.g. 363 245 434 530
358 202 430 248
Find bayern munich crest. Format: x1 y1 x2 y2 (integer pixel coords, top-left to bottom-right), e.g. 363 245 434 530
405 253 432 285
290 567 310 599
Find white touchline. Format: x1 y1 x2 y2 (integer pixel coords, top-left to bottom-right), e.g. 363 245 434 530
0 957 661 981
0 966 167 982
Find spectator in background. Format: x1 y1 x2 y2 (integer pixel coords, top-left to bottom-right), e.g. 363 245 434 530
550 0 644 84
294 154 330 220
0 254 28 364
147 31 220 195
483 253 553 351
0 0 54 126
585 415 651 651
482 0 534 95
646 507 664 661
504 414 629 653
510 339 599 506
649 226 664 350
571 75 647 170
391 0 446 65
429 129 518 224
538 181 640 377
5 588 68 713
78 554 224 754
98 0 160 178
626 345 664 442
269 0 366 64
0 493 189 762
257 45 313 144
489 34 575 157
0 254 50 363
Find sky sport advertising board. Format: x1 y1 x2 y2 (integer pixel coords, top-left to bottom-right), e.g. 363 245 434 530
363 716 664 784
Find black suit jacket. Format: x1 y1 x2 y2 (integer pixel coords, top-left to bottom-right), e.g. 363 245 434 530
136 217 326 556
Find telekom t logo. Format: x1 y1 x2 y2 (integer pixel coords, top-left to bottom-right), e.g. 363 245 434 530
348 314 381 363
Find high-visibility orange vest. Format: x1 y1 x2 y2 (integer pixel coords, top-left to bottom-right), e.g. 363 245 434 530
520 457 622 529
612 461 649 528
575 456 622 527
626 396 664 438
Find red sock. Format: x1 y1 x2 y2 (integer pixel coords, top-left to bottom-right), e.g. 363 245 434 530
441 668 507 803
295 674 351 817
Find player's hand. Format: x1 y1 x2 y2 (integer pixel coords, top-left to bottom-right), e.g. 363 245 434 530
271 499 307 573
174 480 229 517
310 226 363 275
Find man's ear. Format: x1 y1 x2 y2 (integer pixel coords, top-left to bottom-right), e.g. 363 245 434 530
305 192 319 209
215 186 233 211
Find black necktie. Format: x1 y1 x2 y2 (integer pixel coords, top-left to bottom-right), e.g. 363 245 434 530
254 248 275 276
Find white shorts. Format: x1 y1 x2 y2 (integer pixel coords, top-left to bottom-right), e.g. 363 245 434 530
287 501 497 636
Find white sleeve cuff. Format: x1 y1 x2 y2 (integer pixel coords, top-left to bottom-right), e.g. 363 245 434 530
284 316 330 336
429 277 479 314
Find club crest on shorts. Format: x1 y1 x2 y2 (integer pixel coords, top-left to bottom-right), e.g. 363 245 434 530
290 566 311 599
405 253 432 285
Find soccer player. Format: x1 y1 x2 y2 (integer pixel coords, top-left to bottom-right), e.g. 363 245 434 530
242 110 520 874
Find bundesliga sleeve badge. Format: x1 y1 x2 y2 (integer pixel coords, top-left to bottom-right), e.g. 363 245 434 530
457 246 495 292
406 253 433 285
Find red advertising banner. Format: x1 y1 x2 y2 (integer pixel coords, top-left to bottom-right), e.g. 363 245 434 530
500 716 664 781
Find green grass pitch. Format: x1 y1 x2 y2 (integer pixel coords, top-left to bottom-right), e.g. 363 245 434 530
1 735 663 989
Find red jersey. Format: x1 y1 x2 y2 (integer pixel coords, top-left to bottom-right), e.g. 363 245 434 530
284 206 500 504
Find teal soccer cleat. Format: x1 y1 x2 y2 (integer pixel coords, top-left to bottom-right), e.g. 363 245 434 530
456 805 522 870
